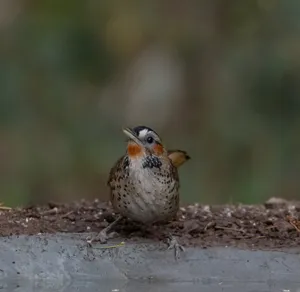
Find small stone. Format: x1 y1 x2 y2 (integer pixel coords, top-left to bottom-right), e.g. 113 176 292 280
264 197 288 209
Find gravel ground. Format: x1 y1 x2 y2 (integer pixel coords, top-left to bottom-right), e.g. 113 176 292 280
1 197 300 250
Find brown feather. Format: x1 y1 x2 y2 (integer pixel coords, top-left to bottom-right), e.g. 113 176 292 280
167 150 191 168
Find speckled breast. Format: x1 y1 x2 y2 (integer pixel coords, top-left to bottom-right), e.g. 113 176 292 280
109 156 180 224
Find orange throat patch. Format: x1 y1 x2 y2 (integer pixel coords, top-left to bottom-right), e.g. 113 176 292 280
127 142 144 158
153 143 164 156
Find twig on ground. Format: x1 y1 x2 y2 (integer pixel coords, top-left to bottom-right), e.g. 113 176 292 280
61 211 74 219
215 225 246 233
204 221 215 231
0 202 11 210
40 207 59 216
286 215 300 232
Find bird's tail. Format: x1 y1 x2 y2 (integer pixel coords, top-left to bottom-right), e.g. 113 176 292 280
167 150 191 168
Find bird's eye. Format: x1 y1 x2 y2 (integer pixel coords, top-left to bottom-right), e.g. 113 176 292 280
146 136 154 144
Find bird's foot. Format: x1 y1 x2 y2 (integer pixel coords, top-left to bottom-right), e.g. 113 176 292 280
86 229 118 245
85 229 117 261
86 215 123 246
167 234 185 260
85 216 123 261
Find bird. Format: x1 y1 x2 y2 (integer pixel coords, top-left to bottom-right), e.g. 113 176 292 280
89 125 190 259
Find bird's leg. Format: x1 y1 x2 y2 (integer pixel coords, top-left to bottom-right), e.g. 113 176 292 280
167 233 185 260
146 224 185 260
87 215 123 245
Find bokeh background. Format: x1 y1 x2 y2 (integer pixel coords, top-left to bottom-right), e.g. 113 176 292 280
1 0 300 207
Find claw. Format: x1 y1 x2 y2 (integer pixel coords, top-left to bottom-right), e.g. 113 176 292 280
86 215 122 246
87 230 118 246
167 234 185 260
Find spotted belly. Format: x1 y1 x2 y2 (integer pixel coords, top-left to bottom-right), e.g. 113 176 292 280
110 179 179 224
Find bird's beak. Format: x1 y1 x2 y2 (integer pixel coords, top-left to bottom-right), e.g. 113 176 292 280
122 127 143 146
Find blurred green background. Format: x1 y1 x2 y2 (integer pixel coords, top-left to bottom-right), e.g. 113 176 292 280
1 0 300 207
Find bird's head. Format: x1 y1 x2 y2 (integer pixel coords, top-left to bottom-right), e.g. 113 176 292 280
123 126 167 159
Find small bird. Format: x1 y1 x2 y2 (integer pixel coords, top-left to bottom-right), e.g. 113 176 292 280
90 125 190 258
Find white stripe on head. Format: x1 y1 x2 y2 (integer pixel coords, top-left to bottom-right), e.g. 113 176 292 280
138 129 149 139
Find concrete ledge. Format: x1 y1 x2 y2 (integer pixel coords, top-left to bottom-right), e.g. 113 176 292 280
0 233 300 291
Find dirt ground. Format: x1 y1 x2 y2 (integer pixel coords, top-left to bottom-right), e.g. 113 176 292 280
0 198 300 250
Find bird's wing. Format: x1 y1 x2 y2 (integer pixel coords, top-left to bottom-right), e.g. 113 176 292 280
107 155 128 186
